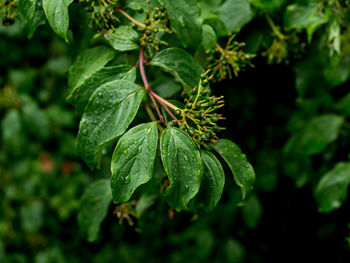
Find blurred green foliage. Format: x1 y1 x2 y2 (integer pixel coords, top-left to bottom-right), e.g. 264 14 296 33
1 0 350 262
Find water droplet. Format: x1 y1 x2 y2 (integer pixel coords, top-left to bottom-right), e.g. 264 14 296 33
123 150 127 155
124 175 130 184
98 92 103 98
82 129 88 136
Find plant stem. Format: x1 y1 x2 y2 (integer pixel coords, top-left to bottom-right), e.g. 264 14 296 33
139 48 164 122
265 13 285 40
115 7 146 28
216 43 224 53
158 99 178 121
151 92 179 111
139 48 179 122
145 103 164 131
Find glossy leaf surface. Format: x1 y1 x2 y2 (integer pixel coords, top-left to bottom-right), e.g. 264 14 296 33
190 151 225 212
211 139 255 199
111 122 158 203
160 127 202 211
315 162 350 213
106 26 139 51
71 65 136 115
67 46 115 98
151 48 203 93
42 0 73 41
77 80 145 169
160 0 202 48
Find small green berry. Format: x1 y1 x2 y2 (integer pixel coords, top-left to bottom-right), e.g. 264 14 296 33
136 6 143 13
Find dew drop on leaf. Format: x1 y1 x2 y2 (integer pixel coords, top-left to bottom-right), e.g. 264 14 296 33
124 175 130 184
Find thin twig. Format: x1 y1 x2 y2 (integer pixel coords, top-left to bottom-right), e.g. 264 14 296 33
139 48 164 122
115 7 146 28
151 92 180 111
158 100 177 121
145 103 164 131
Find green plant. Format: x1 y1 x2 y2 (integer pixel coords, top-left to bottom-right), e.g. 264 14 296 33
1 0 350 257
1 0 258 241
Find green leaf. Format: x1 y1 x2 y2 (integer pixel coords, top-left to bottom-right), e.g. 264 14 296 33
315 162 350 213
199 0 222 14
328 20 341 55
225 239 246 263
67 46 115 99
25 10 46 39
285 114 344 155
160 127 202 211
202 12 228 38
77 80 145 169
336 92 350 117
34 248 65 263
135 194 157 217
152 77 182 99
323 53 350 87
201 25 217 52
77 179 112 242
21 95 50 140
42 0 73 41
242 194 263 229
160 0 202 48
18 0 37 22
71 65 136 115
284 3 329 42
151 48 204 93
249 0 287 10
20 200 44 233
111 122 158 203
1 109 24 154
105 26 140 51
190 151 225 212
210 139 255 199
218 0 255 32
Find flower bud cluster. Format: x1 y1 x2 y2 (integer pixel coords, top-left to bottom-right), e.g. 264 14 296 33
0 0 17 26
80 0 120 33
206 32 255 82
169 74 225 148
133 3 172 54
